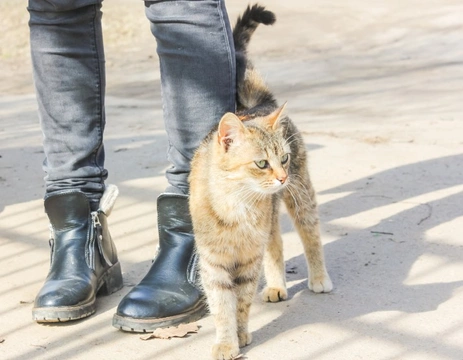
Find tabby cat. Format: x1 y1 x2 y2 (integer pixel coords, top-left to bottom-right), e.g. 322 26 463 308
189 5 333 359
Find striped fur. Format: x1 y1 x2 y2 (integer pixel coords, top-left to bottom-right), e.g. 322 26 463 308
189 5 333 359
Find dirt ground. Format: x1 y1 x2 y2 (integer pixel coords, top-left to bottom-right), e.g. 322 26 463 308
1 1 462 359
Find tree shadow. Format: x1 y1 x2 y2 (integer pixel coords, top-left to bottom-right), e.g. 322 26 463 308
249 153 463 359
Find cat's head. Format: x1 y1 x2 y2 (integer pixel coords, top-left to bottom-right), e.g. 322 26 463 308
215 104 291 195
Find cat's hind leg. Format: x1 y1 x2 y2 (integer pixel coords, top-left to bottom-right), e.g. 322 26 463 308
283 173 333 293
262 201 288 302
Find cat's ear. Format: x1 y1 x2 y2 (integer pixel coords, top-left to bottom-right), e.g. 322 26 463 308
218 112 246 152
266 102 287 130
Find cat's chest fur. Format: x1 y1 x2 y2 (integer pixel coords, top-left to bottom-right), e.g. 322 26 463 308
212 187 271 223
209 189 273 243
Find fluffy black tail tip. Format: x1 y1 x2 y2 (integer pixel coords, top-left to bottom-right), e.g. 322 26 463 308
248 4 276 26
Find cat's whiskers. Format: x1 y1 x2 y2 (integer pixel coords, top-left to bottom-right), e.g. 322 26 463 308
284 140 300 152
283 132 299 146
231 186 270 223
284 182 300 214
285 176 312 221
284 131 298 142
233 186 261 208
289 174 311 193
287 176 310 204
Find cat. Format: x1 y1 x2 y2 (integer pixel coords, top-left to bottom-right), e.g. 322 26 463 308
189 5 333 359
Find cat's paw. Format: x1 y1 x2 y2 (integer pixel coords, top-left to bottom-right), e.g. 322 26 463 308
211 342 240 360
238 331 252 348
261 287 288 302
309 273 333 293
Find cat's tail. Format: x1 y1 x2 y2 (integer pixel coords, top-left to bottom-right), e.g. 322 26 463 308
233 5 277 111
233 4 275 55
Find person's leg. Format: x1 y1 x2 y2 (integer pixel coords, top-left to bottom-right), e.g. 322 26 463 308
148 0 236 194
113 0 236 332
29 0 108 205
28 0 122 322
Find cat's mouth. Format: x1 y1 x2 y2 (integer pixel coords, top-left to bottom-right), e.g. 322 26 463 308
260 181 288 195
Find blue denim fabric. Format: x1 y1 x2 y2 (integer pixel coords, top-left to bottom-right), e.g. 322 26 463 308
28 0 236 200
146 0 236 194
28 1 107 202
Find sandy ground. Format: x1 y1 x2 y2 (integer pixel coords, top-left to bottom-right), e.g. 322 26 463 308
1 0 463 359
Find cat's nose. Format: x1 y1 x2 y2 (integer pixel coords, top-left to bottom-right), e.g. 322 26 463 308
277 175 287 184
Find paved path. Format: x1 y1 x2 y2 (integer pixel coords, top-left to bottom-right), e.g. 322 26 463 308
1 1 462 359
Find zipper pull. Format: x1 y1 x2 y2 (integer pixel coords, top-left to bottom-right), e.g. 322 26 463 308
92 211 102 228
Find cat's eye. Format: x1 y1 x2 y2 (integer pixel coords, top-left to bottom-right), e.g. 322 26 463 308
255 160 269 169
281 153 289 164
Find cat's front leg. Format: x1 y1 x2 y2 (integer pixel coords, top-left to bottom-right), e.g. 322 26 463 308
201 259 240 360
209 287 240 360
235 267 261 347
211 342 240 360
262 220 288 302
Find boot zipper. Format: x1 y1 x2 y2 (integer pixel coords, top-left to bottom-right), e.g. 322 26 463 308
48 224 55 265
92 211 113 267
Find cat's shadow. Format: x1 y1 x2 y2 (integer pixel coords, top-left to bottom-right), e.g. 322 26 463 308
249 153 463 357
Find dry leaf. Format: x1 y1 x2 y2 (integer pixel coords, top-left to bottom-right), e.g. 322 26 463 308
140 323 199 340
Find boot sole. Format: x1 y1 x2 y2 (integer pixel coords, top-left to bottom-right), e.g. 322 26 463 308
32 301 97 323
33 262 123 323
112 298 208 333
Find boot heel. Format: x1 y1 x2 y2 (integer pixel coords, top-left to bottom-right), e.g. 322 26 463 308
100 261 123 295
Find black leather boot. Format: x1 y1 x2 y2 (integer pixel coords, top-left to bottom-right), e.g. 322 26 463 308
113 193 207 332
33 186 123 322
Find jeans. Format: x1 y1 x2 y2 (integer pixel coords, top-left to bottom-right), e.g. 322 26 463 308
28 0 236 202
